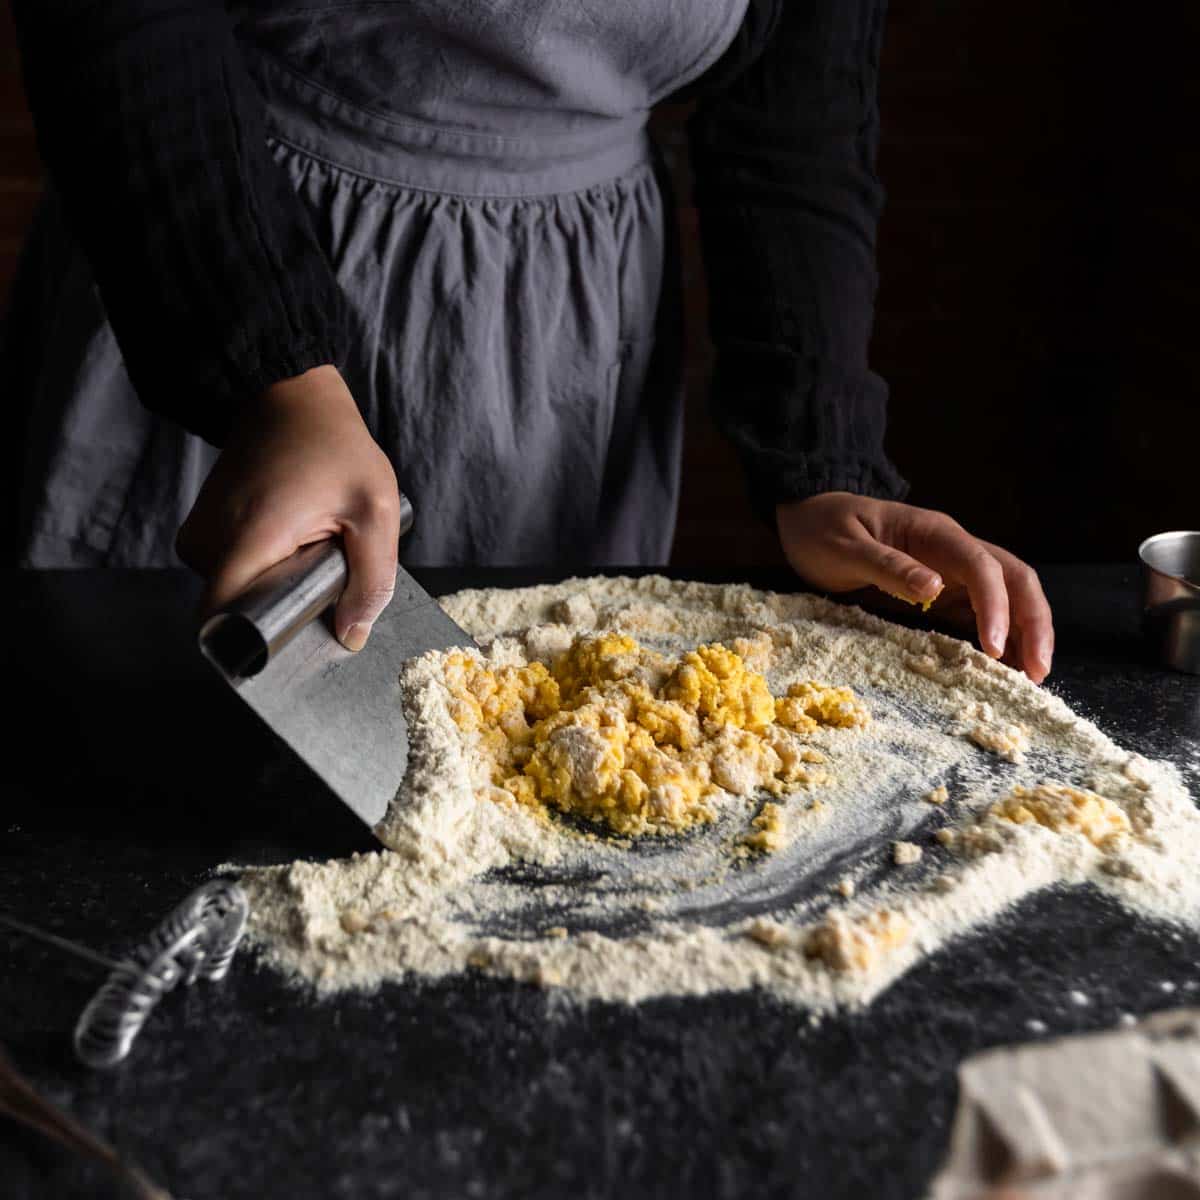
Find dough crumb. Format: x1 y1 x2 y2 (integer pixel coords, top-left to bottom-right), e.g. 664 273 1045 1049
924 785 949 806
989 782 1131 847
339 909 369 935
746 917 791 948
959 701 1029 762
804 910 911 974
904 653 941 680
888 585 943 613
834 877 856 898
551 593 596 628
935 823 1009 858
967 721 1028 762
1122 755 1154 791
939 780 1126 859
775 680 870 733
893 841 923 866
741 802 786 853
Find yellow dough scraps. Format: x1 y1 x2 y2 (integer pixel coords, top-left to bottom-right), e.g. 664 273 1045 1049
939 782 1133 859
804 910 912 974
990 782 1131 847
775 680 869 734
967 722 1028 763
440 634 868 839
887 584 943 613
960 701 1028 763
741 802 787 853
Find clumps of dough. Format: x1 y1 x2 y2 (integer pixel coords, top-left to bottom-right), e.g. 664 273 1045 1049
924 785 949 806
990 782 1131 847
935 824 1008 858
902 645 971 687
967 723 1028 763
741 802 786 853
729 633 773 672
747 906 914 972
1121 755 1154 792
804 910 912 974
958 701 1028 763
439 634 867 839
550 593 596 628
775 681 869 734
340 907 402 935
887 584 943 613
339 909 369 935
938 781 1133 859
904 653 946 681
745 917 791 948
893 841 923 866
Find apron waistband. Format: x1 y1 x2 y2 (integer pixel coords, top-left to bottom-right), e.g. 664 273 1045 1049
246 50 654 199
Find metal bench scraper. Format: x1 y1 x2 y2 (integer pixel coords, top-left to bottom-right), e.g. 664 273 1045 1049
197 497 475 832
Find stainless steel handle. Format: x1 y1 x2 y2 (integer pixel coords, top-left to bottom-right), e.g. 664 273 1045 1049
198 492 414 680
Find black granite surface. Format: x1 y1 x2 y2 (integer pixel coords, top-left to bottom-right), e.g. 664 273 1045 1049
3 566 1199 1200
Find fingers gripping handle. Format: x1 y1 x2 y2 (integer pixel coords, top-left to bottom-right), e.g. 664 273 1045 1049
199 492 414 680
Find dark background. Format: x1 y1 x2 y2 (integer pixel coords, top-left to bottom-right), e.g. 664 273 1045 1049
2 2 1197 566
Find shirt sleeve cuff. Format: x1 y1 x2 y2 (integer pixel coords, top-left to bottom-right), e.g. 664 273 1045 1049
708 339 910 526
744 454 911 527
134 335 345 448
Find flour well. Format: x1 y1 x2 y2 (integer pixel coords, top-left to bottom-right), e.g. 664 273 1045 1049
237 576 1200 1010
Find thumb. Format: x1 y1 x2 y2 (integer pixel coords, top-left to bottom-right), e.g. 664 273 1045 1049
334 503 400 652
846 527 943 606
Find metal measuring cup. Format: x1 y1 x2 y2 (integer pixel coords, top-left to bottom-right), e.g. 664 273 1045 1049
1138 531 1200 674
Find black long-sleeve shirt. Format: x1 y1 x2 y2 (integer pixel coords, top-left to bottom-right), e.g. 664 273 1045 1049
11 0 907 515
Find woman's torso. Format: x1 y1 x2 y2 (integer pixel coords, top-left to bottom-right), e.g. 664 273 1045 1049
228 0 752 138
15 0 758 569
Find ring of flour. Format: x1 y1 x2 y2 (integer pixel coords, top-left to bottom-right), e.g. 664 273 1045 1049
238 576 1200 1009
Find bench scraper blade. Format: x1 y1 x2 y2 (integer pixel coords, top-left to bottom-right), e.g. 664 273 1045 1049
197 536 475 832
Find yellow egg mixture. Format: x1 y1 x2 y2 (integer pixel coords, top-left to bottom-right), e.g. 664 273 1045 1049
441 633 869 839
989 782 1131 846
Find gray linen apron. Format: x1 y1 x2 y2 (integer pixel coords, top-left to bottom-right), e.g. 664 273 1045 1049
12 0 750 567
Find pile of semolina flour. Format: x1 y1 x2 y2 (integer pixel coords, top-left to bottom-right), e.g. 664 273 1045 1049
236 576 1200 1010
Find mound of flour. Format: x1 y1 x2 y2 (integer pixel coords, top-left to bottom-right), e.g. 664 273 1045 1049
237 576 1200 1009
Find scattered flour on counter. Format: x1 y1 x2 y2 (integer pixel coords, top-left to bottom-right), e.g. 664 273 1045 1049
236 575 1200 1011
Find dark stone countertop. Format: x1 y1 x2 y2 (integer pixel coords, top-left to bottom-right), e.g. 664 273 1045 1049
2 566 1199 1200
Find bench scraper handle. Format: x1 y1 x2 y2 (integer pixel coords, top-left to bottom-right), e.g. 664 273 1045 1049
198 493 414 680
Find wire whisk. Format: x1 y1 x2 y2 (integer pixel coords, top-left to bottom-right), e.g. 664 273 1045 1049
1 879 248 1069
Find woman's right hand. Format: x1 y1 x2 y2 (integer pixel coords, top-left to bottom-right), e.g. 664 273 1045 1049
176 364 402 651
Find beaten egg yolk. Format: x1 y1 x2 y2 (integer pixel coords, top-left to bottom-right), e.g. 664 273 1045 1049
442 633 868 839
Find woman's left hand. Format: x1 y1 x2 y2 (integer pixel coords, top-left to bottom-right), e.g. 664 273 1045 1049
776 492 1055 684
